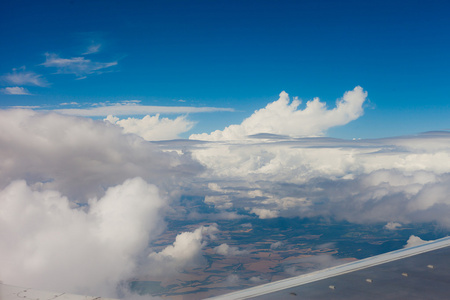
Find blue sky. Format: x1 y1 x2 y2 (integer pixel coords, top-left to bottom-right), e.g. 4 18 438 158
1 0 449 138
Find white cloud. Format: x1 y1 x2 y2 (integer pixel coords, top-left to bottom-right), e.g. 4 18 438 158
1 86 31 95
283 254 344 276
2 68 48 87
270 241 283 250
146 225 218 276
0 109 212 297
190 87 367 140
0 109 201 201
214 243 249 256
250 208 279 219
0 177 166 297
83 44 101 55
225 274 240 285
179 130 450 226
42 53 117 78
205 195 233 210
404 235 428 248
384 222 402 230
187 211 244 220
104 114 195 141
52 104 234 117
249 276 265 284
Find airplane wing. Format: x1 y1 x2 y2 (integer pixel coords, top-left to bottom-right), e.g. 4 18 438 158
2 236 449 300
0 283 117 300
205 236 450 299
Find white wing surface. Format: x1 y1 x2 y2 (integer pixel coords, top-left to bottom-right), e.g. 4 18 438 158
0 283 117 300
205 236 450 299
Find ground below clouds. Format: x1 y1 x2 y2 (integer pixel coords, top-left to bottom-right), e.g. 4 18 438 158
130 215 447 299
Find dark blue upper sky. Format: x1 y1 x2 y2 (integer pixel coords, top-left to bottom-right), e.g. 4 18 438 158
1 0 449 138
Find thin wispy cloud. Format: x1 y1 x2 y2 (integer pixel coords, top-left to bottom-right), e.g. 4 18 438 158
1 87 31 95
83 43 101 55
9 105 41 109
52 104 234 116
42 53 117 78
59 101 79 106
2 68 48 87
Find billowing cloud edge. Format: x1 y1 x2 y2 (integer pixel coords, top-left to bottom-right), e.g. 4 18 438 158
190 86 367 140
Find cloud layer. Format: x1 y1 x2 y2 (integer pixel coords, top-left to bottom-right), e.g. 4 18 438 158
185 131 450 227
190 86 367 140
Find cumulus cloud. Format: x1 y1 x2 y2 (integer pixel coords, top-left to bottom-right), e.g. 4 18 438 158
104 114 195 141
146 225 218 276
225 274 240 285
190 87 367 140
0 109 202 201
42 53 117 78
270 241 283 250
250 208 279 219
384 222 402 230
1 86 31 95
205 195 233 210
404 235 428 248
0 177 165 297
2 68 48 87
0 109 212 297
249 276 265 284
214 243 249 256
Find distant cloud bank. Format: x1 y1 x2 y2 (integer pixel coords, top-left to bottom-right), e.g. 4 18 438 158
189 131 450 226
53 104 234 117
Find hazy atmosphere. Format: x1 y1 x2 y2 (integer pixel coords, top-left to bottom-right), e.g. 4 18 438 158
1 1 450 299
